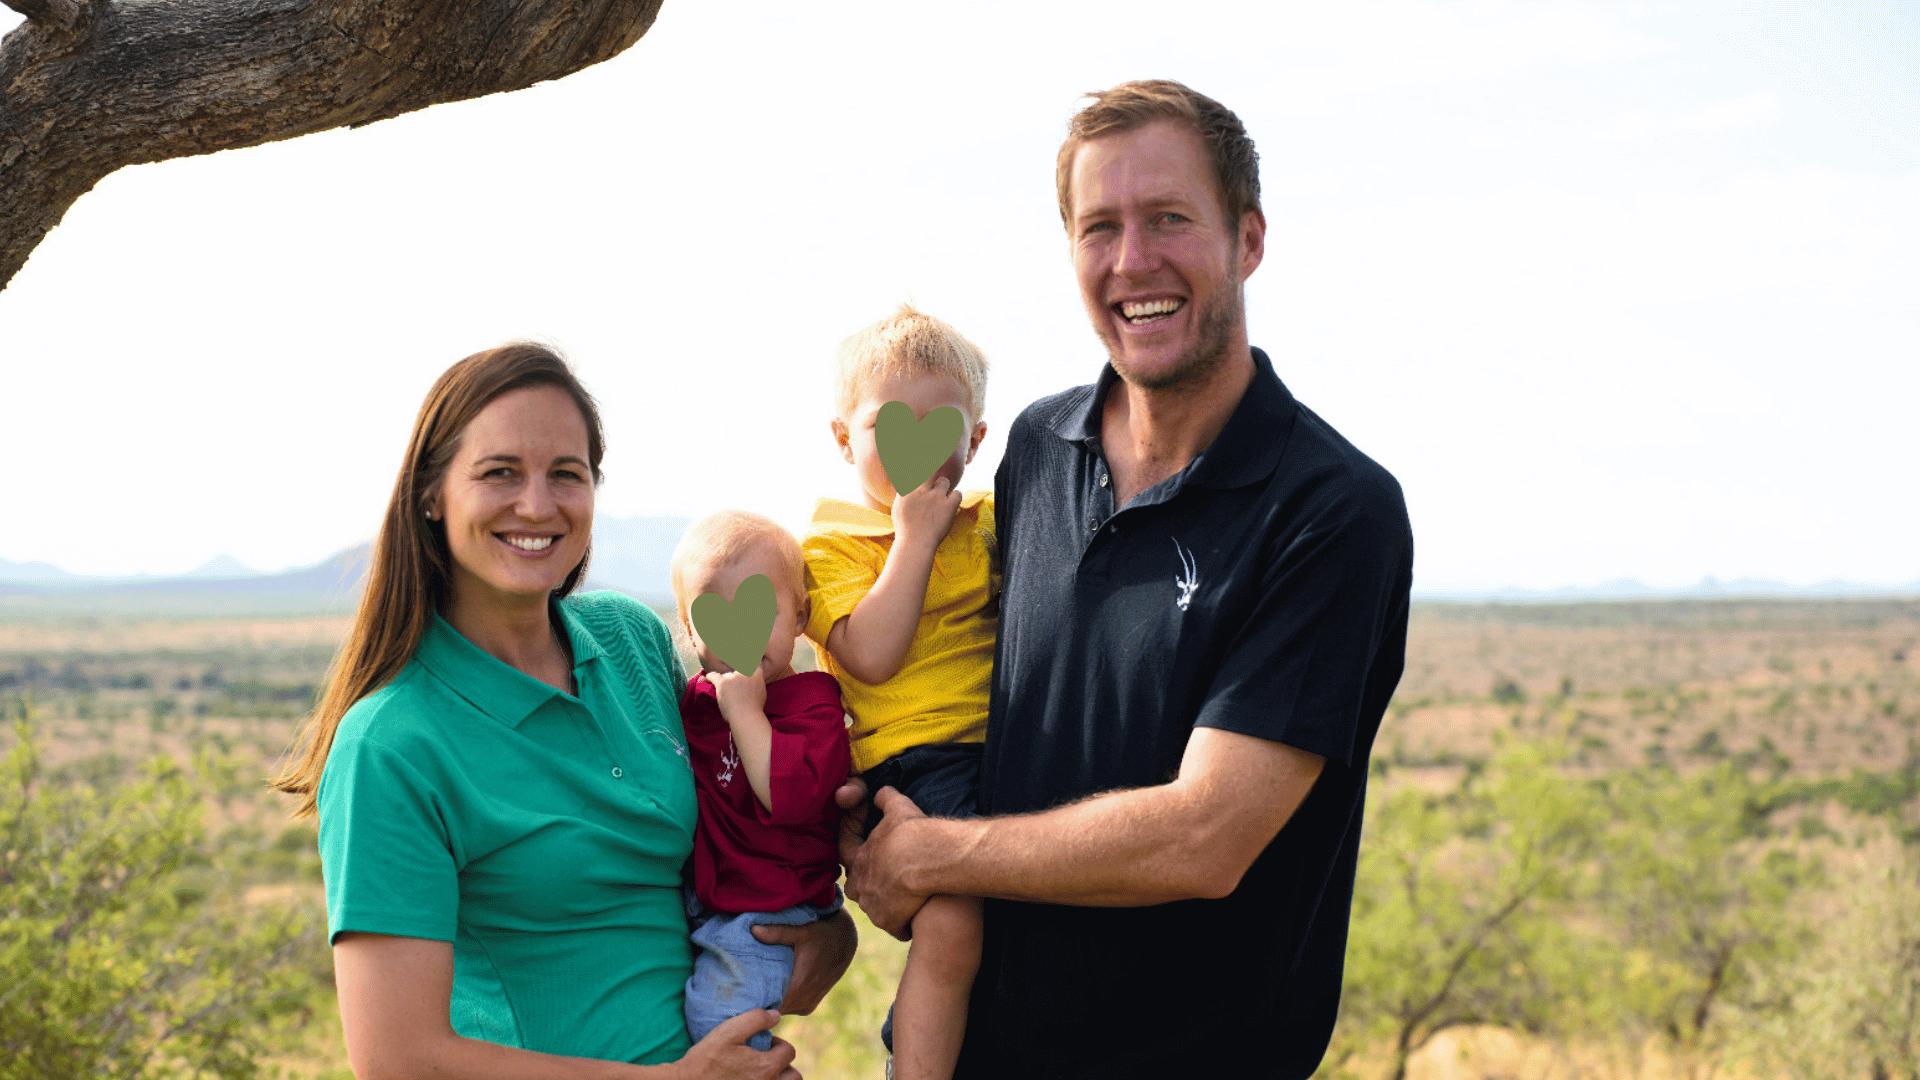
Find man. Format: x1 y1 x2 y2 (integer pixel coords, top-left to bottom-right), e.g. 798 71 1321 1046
840 79 1413 1079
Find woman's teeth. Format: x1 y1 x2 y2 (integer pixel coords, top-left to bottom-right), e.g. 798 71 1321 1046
505 536 555 551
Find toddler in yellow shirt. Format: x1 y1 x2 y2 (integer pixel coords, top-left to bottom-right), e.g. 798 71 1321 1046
802 304 994 1080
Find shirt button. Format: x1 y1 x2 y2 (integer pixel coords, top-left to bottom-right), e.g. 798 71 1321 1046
1088 517 1100 532
611 767 623 778
1098 472 1110 488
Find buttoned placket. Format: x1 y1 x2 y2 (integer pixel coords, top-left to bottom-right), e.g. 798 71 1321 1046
559 663 629 783
1083 439 1117 553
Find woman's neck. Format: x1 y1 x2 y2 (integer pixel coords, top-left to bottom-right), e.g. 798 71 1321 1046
442 584 574 694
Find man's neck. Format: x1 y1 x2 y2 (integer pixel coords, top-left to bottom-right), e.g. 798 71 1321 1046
1100 347 1256 508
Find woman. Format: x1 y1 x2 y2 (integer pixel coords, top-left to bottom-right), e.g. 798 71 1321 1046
274 343 853 1080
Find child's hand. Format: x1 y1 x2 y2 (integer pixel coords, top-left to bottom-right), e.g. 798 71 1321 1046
891 473 962 553
707 666 769 721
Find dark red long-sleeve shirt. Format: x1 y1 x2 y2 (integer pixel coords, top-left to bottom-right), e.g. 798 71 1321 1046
680 671 849 913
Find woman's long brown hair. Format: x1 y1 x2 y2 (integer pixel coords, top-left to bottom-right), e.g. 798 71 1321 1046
273 342 606 819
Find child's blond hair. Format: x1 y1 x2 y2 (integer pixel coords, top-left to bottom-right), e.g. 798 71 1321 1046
670 511 807 618
835 303 989 420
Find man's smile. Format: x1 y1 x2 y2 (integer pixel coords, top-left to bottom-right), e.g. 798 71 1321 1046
1117 297 1185 326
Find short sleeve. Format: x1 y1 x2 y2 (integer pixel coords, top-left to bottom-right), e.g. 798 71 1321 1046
764 691 852 827
1193 486 1413 766
318 732 461 945
802 530 881 646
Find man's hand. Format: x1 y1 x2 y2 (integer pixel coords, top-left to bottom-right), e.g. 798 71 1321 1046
749 908 857 1015
838 729 1325 915
890 474 961 553
834 774 870 870
840 786 935 940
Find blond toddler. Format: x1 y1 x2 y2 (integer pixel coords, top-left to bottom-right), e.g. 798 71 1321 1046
802 304 994 1080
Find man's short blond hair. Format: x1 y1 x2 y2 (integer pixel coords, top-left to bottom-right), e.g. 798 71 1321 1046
669 510 806 617
835 303 989 420
1055 79 1261 231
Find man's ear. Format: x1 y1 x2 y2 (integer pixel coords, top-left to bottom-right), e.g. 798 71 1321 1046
831 418 854 465
1237 207 1267 281
964 420 988 465
793 591 812 634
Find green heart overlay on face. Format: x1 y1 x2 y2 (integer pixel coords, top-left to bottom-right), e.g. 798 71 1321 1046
876 400 966 496
689 574 777 675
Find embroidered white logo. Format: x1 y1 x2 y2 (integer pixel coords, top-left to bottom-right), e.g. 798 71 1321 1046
717 734 741 786
1173 538 1199 612
644 725 688 762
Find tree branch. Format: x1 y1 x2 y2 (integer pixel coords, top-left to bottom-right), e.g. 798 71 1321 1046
0 0 665 289
1 0 82 33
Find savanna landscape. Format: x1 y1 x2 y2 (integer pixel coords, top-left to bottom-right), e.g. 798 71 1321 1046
3 596 1915 1079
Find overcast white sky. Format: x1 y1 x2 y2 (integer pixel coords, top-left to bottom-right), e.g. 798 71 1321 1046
1 0 1915 593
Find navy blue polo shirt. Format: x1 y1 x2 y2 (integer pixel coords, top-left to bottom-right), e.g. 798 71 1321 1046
961 348 1413 1079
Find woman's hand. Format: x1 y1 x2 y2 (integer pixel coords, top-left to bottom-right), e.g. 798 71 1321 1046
673 1010 799 1080
749 908 857 1015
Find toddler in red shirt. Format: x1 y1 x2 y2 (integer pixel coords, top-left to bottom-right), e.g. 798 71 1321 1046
670 511 850 1051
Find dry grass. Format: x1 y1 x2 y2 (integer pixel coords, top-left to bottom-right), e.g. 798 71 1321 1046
4 596 1915 1078
1389 598 1919 780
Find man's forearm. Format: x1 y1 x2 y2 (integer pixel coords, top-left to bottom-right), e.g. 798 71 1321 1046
904 785 1228 906
895 732 1324 907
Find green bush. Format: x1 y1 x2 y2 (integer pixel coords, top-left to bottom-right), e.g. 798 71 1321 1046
0 724 319 1079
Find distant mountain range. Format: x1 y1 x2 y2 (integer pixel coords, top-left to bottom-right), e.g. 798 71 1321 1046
0 515 693 614
3 523 1914 613
1412 576 1920 602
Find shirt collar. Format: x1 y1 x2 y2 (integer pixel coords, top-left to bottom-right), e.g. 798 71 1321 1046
810 490 990 538
1046 347 1296 491
413 600 605 728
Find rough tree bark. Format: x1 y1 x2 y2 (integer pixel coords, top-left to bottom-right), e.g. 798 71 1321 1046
0 0 664 290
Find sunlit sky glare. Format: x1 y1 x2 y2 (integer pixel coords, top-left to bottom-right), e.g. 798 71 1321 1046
1 0 1915 592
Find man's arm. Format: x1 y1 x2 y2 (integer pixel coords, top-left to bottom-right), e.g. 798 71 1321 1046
751 907 858 1014
841 725 1324 937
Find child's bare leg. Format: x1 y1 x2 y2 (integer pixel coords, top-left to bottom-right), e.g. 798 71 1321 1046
891 894 983 1080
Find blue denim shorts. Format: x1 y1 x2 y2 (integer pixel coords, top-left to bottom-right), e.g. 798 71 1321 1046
683 889 843 1051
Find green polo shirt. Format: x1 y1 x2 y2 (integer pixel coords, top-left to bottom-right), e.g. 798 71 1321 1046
319 591 697 1065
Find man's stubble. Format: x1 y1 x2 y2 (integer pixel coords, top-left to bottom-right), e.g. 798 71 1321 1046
1105 250 1244 394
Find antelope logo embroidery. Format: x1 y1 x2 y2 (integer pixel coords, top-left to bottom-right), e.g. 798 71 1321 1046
1173 538 1199 612
717 734 741 786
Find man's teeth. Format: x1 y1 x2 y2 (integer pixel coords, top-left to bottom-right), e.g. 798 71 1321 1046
1121 299 1182 323
505 536 555 551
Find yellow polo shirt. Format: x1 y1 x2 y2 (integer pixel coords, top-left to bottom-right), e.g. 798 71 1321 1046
801 492 997 773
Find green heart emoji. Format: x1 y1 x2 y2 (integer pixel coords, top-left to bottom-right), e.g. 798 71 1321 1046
689 573 778 675
876 400 966 496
